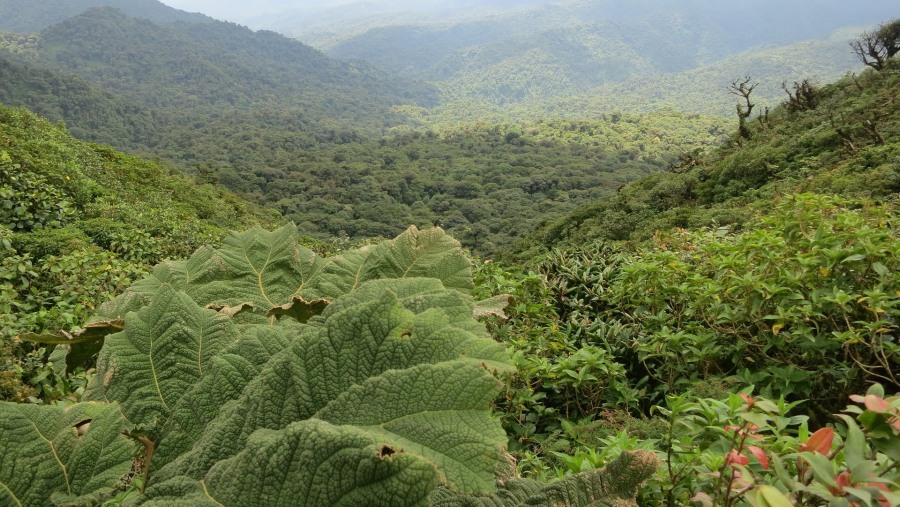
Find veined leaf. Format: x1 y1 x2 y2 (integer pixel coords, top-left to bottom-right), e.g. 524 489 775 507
151 279 511 500
0 402 136 506
85 285 238 426
430 450 658 506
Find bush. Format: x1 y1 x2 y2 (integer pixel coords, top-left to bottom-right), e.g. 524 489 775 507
10 225 89 260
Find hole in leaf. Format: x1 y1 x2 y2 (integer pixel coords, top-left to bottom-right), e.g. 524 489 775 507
74 419 92 437
376 445 396 459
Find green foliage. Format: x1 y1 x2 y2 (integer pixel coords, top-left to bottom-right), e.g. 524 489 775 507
604 195 898 407
650 387 900 507
538 63 900 251
0 224 656 506
0 401 135 506
259 114 726 255
431 450 658 507
0 103 275 403
510 195 899 419
0 227 657 506
0 0 212 34
0 153 74 232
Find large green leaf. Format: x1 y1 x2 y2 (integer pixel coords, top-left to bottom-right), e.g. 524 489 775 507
150 278 511 501
85 285 238 426
84 284 296 472
430 450 659 507
0 402 136 507
94 224 471 324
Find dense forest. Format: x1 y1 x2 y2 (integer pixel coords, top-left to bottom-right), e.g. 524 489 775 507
0 1 898 506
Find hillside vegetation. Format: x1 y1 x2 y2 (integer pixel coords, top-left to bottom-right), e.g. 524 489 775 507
0 103 276 401
0 6 437 173
0 7 730 256
0 0 213 33
469 58 900 506
243 112 729 256
325 0 896 110
534 60 900 254
0 3 898 505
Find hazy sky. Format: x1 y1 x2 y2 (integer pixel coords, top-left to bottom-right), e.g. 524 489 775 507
158 1 346 20
157 1 457 21
157 1 547 22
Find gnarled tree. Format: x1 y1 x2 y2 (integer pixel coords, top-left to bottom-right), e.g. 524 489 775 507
729 77 757 140
850 18 900 71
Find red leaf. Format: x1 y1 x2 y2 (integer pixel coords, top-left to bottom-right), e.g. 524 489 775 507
863 394 889 412
799 427 834 454
725 449 749 467
747 445 770 470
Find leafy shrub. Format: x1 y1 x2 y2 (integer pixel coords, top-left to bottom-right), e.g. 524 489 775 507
10 225 89 260
0 152 75 232
0 225 656 506
605 195 899 410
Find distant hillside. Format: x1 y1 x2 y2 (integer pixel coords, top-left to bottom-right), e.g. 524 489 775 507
0 56 160 150
0 0 212 33
526 28 865 118
527 60 900 257
11 7 436 119
325 0 897 107
0 6 441 193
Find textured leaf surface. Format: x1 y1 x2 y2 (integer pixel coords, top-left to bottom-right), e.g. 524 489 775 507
85 285 296 472
430 451 659 507
95 224 471 322
0 402 136 507
86 285 238 426
4 226 519 505
151 278 511 503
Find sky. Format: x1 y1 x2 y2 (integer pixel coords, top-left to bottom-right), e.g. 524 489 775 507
157 1 448 21
158 1 345 20
157 1 552 23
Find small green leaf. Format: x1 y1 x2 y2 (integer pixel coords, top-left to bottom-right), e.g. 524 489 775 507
799 452 836 487
836 414 866 471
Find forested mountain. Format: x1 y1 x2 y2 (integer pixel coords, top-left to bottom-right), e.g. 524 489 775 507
324 0 896 108
0 0 213 33
246 112 728 255
4 7 436 121
0 3 730 256
0 57 160 149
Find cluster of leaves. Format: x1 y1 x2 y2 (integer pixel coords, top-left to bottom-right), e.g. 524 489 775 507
473 195 898 495
606 195 898 410
0 224 656 506
649 386 899 506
